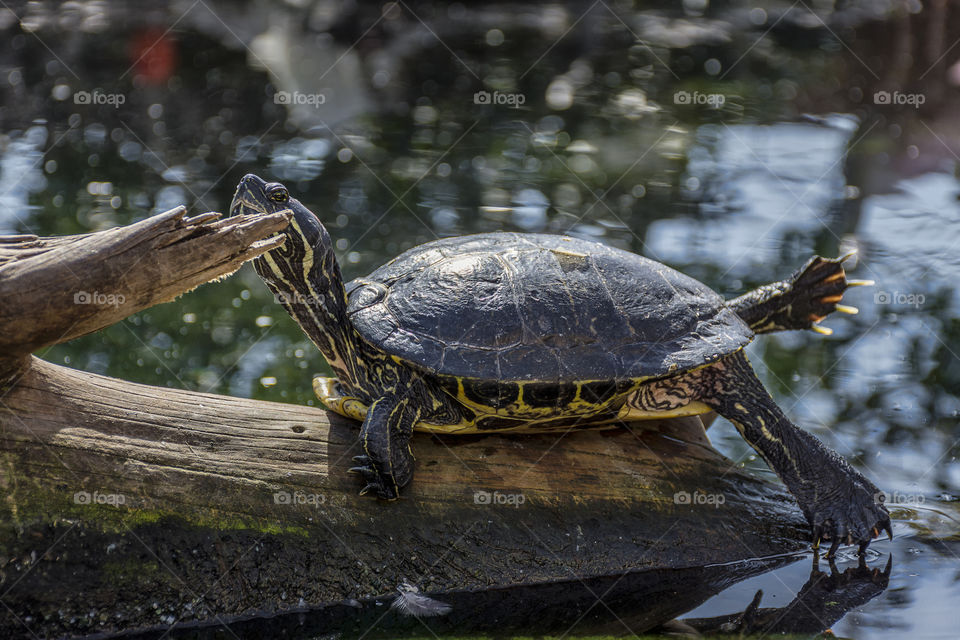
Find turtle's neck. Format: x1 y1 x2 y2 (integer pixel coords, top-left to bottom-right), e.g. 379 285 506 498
254 219 370 396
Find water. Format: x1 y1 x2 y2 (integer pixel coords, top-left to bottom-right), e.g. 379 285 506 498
1 1 958 637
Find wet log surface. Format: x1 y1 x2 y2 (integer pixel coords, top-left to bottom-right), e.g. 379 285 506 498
0 358 808 637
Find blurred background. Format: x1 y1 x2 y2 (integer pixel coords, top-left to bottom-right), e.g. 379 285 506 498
1 0 959 637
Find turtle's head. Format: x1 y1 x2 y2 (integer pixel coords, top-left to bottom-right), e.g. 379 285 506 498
231 173 328 251
230 173 343 317
230 174 362 387
230 174 381 399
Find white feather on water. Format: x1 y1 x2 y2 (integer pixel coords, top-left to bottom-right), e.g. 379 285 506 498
390 581 452 618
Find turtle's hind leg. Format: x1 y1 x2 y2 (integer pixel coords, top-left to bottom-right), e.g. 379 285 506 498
728 253 871 335
695 351 891 555
313 376 370 422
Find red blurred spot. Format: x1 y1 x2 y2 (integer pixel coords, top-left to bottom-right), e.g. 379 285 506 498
129 27 177 85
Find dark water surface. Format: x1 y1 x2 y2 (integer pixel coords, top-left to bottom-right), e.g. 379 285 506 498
1 1 959 637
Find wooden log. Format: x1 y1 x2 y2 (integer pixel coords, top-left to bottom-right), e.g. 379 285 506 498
0 356 807 637
0 206 290 378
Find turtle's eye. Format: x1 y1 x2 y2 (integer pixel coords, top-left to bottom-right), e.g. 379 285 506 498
266 183 289 203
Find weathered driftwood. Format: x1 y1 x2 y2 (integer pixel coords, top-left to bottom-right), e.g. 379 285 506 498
0 206 290 379
0 209 808 638
0 358 808 637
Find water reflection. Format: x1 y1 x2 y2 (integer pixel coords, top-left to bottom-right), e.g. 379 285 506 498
103 549 890 639
2 1 959 637
0 124 47 232
649 117 859 268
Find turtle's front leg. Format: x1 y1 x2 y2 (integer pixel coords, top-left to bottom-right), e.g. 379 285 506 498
350 395 420 500
697 352 891 555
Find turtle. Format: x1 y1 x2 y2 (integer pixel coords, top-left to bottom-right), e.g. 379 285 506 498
231 173 891 555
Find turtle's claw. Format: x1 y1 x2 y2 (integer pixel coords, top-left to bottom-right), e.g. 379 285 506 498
838 249 858 262
350 464 379 483
732 252 871 334
357 475 395 499
352 455 372 465
781 253 872 335
806 476 891 557
812 524 824 550
349 459 401 500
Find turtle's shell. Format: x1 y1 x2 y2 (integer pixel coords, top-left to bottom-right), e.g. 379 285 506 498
346 233 752 382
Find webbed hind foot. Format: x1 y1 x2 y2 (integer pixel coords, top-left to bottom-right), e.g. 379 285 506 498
811 483 893 558
728 252 872 335
697 351 890 555
787 253 868 335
